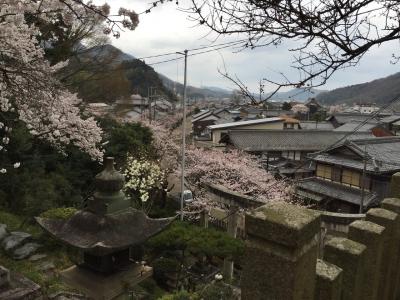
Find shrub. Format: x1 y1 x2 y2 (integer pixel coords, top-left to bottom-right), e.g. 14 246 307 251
39 207 78 220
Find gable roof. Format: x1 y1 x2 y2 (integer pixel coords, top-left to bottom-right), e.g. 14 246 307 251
333 121 381 132
300 121 334 130
227 130 373 152
208 117 283 130
380 115 400 124
313 136 400 173
327 113 380 125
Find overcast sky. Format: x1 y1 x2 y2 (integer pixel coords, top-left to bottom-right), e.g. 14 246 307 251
94 0 400 93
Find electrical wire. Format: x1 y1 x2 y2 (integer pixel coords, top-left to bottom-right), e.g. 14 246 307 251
146 40 244 66
136 39 246 61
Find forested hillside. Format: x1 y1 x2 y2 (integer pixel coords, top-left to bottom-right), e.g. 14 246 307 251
316 72 400 105
63 44 177 103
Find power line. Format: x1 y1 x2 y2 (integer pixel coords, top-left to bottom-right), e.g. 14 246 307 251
146 40 244 66
265 93 400 191
137 39 246 61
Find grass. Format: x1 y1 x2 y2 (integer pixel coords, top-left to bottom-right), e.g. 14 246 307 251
0 210 76 295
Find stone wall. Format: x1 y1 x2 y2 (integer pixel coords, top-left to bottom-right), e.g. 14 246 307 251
240 173 400 300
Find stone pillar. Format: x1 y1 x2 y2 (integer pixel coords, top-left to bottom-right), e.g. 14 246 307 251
348 220 385 300
323 237 366 300
366 208 398 300
381 198 400 300
241 202 320 300
223 205 238 282
389 172 400 198
199 208 209 228
315 259 342 300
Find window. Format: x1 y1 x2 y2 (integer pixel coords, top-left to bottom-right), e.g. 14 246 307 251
332 167 341 182
316 164 332 180
342 169 360 187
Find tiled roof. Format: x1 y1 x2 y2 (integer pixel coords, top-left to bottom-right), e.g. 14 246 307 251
208 117 282 130
227 130 372 152
300 121 334 130
328 113 380 125
296 177 377 206
333 121 380 132
380 115 400 124
313 137 400 173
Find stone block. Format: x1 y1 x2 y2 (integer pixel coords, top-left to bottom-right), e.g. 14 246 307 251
245 201 321 248
241 202 320 300
348 220 385 300
315 259 342 300
0 266 10 288
1 232 31 252
0 224 7 242
366 208 398 300
389 173 400 199
324 237 366 300
381 198 400 300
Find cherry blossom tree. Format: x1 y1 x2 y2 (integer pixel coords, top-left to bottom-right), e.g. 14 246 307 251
144 119 291 211
184 147 292 209
0 0 139 171
291 104 309 115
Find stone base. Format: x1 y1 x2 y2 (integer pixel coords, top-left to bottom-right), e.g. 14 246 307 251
60 263 152 300
0 271 41 300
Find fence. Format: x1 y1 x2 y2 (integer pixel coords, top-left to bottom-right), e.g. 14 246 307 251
241 173 400 300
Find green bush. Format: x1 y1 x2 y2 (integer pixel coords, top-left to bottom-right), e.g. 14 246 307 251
159 290 199 300
39 207 78 220
152 257 180 285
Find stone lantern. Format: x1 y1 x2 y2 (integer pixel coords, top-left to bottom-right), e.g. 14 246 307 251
36 157 173 299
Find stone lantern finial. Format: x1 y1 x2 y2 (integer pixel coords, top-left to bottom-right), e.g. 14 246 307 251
87 157 128 215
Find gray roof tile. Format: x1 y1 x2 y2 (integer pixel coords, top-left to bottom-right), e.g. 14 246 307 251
228 130 372 152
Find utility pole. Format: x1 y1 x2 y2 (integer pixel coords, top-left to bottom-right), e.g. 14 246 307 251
177 50 188 221
359 145 367 213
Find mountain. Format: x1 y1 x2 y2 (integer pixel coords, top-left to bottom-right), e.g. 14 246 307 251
64 44 176 103
267 88 326 102
316 72 400 105
65 44 232 103
159 74 233 99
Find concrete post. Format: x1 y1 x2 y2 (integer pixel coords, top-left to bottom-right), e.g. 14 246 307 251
366 208 398 300
348 220 385 300
389 172 400 198
223 205 238 282
381 198 400 300
315 259 342 300
323 237 366 300
241 202 320 300
199 208 209 228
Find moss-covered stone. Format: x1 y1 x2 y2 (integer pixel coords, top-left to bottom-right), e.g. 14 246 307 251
315 259 342 300
382 197 400 213
245 202 321 248
366 208 399 300
389 173 400 199
324 237 366 300
241 203 319 300
348 220 385 300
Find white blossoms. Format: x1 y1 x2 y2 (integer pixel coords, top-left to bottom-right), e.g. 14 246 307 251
0 169 6 174
123 156 164 203
13 162 21 168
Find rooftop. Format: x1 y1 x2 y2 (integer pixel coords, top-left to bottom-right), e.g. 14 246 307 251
296 177 377 206
313 136 400 173
208 117 282 130
227 130 373 152
300 121 334 130
333 120 380 132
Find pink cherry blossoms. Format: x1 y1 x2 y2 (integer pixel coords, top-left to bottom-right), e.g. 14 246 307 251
144 118 292 209
0 1 139 167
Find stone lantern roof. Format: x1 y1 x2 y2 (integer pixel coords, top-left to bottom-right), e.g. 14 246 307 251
36 208 172 255
35 157 174 255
